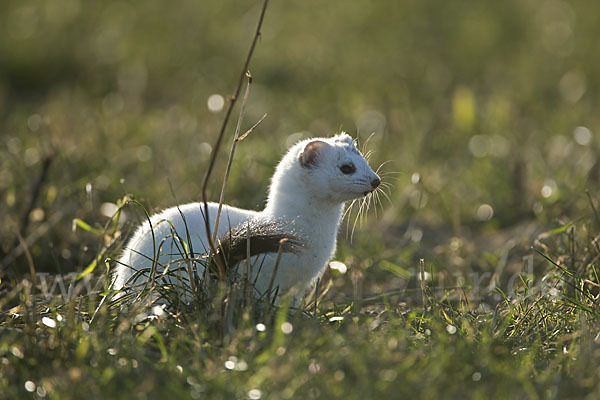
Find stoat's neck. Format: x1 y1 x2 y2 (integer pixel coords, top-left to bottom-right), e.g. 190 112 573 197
262 173 345 244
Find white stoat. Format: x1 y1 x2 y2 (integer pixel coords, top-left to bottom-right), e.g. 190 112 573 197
113 132 381 305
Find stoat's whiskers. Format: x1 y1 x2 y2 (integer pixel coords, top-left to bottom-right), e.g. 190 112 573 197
357 132 378 157
343 159 397 242
341 198 358 222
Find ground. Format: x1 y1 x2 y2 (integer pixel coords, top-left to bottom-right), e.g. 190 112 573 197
1 1 599 399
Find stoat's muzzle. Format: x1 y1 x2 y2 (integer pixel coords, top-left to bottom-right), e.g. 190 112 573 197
363 174 381 196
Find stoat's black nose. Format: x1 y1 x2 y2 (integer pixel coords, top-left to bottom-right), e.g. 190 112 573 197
371 176 381 189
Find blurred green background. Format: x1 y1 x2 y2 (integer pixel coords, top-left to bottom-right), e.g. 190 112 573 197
1 0 599 287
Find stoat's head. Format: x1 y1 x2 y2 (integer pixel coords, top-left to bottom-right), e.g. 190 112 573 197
295 132 380 203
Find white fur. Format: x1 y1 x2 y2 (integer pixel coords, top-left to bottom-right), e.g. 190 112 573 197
113 132 380 305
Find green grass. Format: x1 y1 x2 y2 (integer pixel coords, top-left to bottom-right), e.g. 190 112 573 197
2 0 600 398
1 217 599 399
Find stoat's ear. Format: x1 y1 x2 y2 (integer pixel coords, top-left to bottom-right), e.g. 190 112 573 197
299 140 327 168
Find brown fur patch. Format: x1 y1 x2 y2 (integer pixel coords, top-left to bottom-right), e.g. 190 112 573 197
209 221 304 276
299 140 327 168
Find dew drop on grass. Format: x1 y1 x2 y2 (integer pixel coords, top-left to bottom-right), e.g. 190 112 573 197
29 208 45 222
559 70 586 103
541 186 552 198
308 361 320 374
380 369 398 382
24 147 40 166
11 347 24 359
198 142 212 159
136 145 152 162
255 323 266 332
281 322 293 334
187 376 199 386
476 204 494 221
41 317 56 328
541 179 557 198
387 337 398 349
468 135 490 158
224 360 235 370
410 228 423 243
27 114 42 131
248 389 262 400
329 261 347 274
573 126 592 146
411 172 420 184
417 270 430 281
7 137 21 154
151 305 166 318
36 385 47 397
24 381 36 392
100 202 118 218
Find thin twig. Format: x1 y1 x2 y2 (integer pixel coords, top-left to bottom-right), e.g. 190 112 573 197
212 72 253 243
266 238 287 302
0 210 65 273
201 0 270 281
419 258 426 311
313 277 320 317
19 155 53 239
4 154 53 278
237 113 267 143
16 231 36 302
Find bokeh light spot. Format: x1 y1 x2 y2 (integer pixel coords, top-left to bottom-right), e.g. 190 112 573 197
207 94 225 113
329 261 347 274
559 70 586 103
541 179 557 198
411 172 421 184
476 204 494 221
281 322 293 334
573 126 592 146
136 145 153 162
248 389 262 400
469 135 490 158
24 381 36 392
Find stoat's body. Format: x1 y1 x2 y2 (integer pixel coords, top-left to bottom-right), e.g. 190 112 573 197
113 133 380 305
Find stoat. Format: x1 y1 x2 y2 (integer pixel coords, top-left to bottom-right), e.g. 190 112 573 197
113 132 381 305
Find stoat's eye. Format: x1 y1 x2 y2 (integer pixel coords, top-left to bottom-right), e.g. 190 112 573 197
340 163 356 174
